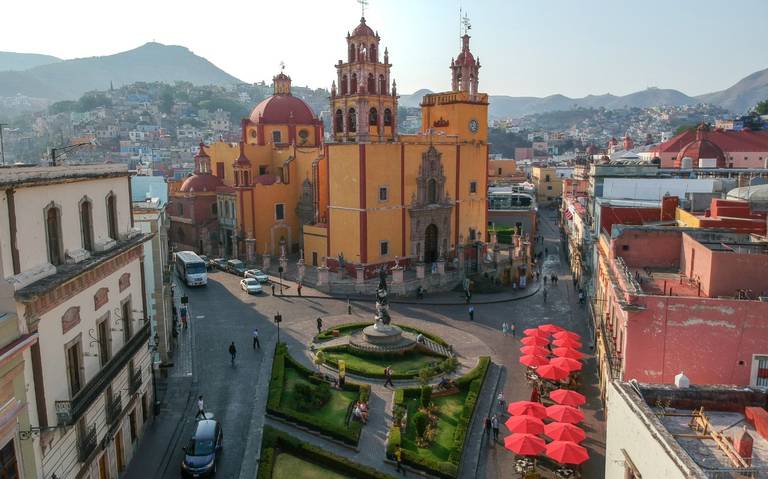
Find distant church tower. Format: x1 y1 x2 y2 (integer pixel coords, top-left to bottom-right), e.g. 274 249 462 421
330 16 398 142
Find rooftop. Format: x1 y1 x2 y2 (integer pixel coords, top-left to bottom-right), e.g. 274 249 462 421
0 164 128 189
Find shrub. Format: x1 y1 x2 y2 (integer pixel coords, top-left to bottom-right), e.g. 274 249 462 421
418 368 431 387
358 384 371 403
293 382 331 411
387 426 401 457
413 411 429 438
256 447 275 479
420 386 432 408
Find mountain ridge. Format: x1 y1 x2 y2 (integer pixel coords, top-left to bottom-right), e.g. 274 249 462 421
0 52 61 72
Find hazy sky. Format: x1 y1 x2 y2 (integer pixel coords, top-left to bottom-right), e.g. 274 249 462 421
3 0 767 97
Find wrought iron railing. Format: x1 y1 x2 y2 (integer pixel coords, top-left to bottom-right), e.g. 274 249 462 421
129 370 142 394
106 392 122 426
77 425 97 462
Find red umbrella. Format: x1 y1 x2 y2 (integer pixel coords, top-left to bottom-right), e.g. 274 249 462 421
550 357 583 373
544 422 587 442
554 330 581 341
536 364 570 381
549 389 587 407
521 336 549 347
553 347 584 360
524 328 548 337
553 338 582 349
504 415 544 435
538 323 563 334
507 401 547 418
545 440 589 465
547 405 585 424
520 355 549 367
504 433 546 456
520 345 550 356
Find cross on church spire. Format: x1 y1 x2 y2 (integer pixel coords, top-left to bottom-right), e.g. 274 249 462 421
357 0 368 17
280 61 286 72
461 12 471 36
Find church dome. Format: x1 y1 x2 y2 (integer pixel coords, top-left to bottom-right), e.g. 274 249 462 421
352 17 375 37
675 123 726 168
179 173 223 193
456 49 475 66
249 95 317 124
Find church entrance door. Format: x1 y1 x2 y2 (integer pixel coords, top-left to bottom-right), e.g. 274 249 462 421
425 224 438 263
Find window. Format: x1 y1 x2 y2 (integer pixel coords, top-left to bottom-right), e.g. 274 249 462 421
97 315 111 366
547 185 553 190
211 203 217 215
348 108 357 132
121 300 132 343
275 204 285 221
312 252 318 267
383 108 392 127
470 181 477 194
335 109 344 132
622 244 630 251
66 339 83 396
545 175 551 182
378 75 386 94
129 410 138 443
216 162 225 178
178 203 184 216
141 392 148 423
379 186 388 201
427 179 437 204
259 165 268 175
80 198 94 252
380 241 389 256
341 76 348 95
106 193 118 241
0 439 19 478
469 228 476 241
369 107 378 126
497 168 502 175
272 130 282 144
367 73 376 94
45 204 63 266
351 73 358 94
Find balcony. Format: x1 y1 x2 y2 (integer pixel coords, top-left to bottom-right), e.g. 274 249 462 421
77 425 97 463
129 370 142 395
57 321 150 426
106 392 123 426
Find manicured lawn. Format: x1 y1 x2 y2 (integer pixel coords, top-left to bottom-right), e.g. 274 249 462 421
272 452 352 479
280 366 357 427
323 349 442 377
401 391 469 463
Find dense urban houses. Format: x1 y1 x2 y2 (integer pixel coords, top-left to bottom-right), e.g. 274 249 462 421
0 164 154 478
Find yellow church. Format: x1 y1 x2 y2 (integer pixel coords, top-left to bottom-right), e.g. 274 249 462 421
202 16 489 277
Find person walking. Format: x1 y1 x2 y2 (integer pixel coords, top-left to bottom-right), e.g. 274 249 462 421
543 275 548 285
228 341 237 364
501 321 508 336
195 395 205 420
394 446 405 475
510 321 516 338
484 416 492 440
347 297 352 315
316 317 323 334
468 306 475 321
497 392 506 410
297 282 302 297
384 366 394 388
543 289 548 303
180 306 188 329
252 328 260 349
491 414 500 441
271 283 275 295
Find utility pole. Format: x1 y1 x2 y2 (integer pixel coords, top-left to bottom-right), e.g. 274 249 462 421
0 123 7 165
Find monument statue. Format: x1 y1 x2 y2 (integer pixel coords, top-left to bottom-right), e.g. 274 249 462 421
374 266 391 326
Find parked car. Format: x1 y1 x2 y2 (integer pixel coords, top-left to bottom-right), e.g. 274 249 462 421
198 255 210 270
226 259 247 276
211 258 228 271
244 269 270 283
240 278 263 294
181 418 223 477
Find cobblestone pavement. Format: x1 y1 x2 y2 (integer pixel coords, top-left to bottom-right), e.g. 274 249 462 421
125 209 605 478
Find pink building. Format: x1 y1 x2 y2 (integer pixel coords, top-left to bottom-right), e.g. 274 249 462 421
653 124 768 169
594 226 768 397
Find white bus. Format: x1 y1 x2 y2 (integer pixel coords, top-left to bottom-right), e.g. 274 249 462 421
175 251 208 286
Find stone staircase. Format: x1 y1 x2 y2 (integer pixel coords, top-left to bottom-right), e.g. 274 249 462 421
421 337 454 358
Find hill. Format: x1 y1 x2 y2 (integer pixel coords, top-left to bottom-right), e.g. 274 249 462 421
697 67 768 113
0 42 242 100
0 52 61 71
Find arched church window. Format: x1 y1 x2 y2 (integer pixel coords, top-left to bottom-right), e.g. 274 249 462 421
335 109 343 132
367 73 375 94
379 75 386 94
370 44 377 62
349 44 356 62
341 75 348 95
351 74 358 94
427 179 437 204
243 171 250 186
383 108 392 126
369 108 378 126
348 108 357 133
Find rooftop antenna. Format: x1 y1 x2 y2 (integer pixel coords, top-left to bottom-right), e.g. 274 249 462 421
357 0 368 17
280 61 286 72
461 11 471 37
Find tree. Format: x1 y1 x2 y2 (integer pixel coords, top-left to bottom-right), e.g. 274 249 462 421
754 99 768 116
673 123 698 136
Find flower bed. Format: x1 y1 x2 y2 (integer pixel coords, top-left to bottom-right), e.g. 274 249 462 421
314 322 449 346
386 357 490 478
320 345 457 380
267 343 369 446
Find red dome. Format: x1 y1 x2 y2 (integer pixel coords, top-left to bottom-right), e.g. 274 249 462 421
352 17 375 37
676 139 726 167
249 94 316 124
179 173 223 193
456 50 476 66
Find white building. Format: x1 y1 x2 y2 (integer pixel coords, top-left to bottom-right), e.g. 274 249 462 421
0 164 154 478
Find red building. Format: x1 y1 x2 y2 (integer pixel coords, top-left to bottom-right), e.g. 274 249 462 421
594 226 768 398
653 124 768 169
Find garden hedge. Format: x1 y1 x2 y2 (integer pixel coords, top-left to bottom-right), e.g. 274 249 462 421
386 356 491 478
258 426 397 479
320 345 450 380
315 322 449 346
266 343 367 446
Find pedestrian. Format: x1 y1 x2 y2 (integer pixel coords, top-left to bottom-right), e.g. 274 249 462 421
497 392 506 410
545 247 549 256
271 283 275 295
484 416 492 440
511 322 516 338
297 282 302 296
491 414 500 441
468 306 474 321
543 275 548 285
347 297 352 315
180 306 188 329
384 366 394 388
543 289 548 303
228 341 237 364
195 395 205 420
394 446 405 475
501 321 508 335
535 271 540 282
316 317 323 334
252 328 260 349
579 291 585 304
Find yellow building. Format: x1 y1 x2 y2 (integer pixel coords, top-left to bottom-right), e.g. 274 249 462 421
532 166 563 204
304 21 489 276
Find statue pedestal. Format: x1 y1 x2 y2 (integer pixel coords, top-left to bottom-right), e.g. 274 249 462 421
262 254 271 272
416 263 426 279
279 256 288 273
297 260 305 283
392 267 404 284
363 324 405 345
355 265 365 283
317 266 329 286
436 260 446 275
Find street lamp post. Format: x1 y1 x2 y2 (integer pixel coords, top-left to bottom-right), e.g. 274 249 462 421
278 266 284 295
50 138 98 166
274 312 283 343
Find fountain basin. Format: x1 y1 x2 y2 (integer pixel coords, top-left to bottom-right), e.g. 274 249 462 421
363 324 406 345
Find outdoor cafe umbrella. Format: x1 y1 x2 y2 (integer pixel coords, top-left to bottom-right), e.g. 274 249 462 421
545 440 589 465
521 336 550 347
550 357 583 373
524 328 549 338
538 323 563 334
504 433 546 456
504 415 545 435
546 405 585 424
553 330 581 341
549 389 587 407
536 364 570 382
507 401 548 419
520 345 550 357
544 422 587 443
553 347 585 360
520 355 549 368
553 337 582 349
